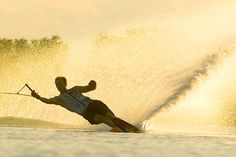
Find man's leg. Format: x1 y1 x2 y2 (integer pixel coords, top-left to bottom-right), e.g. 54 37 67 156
91 101 127 131
104 111 116 119
103 108 139 132
93 114 116 128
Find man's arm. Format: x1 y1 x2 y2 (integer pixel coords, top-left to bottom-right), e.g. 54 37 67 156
31 91 61 105
77 80 97 93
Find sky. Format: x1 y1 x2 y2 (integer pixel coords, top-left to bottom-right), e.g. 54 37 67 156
0 0 236 40
0 0 102 39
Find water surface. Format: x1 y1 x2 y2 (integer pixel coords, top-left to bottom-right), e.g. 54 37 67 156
1 127 235 157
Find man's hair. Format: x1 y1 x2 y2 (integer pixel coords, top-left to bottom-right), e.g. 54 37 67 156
55 76 67 86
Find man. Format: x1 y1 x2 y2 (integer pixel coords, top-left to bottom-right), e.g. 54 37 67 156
31 76 139 132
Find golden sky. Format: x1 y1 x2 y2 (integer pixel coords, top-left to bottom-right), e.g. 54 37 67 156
0 0 236 40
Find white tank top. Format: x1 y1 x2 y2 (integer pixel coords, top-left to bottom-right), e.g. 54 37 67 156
56 87 93 115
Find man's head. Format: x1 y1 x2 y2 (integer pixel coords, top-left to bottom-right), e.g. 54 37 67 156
55 76 67 93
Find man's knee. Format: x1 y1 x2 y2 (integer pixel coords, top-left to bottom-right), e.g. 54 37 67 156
93 115 104 123
105 112 115 119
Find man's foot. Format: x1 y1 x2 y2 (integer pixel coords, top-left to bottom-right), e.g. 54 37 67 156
112 118 140 133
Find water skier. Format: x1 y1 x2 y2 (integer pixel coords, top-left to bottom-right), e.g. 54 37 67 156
31 76 139 132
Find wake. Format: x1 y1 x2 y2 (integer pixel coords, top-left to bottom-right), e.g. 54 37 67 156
140 46 235 124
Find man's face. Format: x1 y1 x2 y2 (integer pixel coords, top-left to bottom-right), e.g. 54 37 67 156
55 79 66 92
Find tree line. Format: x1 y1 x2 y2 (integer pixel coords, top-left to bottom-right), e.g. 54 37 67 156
0 35 67 54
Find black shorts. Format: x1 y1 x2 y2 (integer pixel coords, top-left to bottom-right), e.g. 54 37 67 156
82 100 115 124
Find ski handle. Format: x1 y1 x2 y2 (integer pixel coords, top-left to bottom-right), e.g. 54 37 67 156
25 84 33 92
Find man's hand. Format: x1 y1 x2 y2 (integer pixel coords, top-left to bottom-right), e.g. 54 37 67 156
31 90 40 99
88 80 96 90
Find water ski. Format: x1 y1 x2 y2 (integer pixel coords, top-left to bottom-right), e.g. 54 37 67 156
111 118 141 133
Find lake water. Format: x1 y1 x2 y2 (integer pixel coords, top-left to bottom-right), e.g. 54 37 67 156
1 127 235 157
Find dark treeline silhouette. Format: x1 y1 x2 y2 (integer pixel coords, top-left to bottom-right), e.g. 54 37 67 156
0 35 67 54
